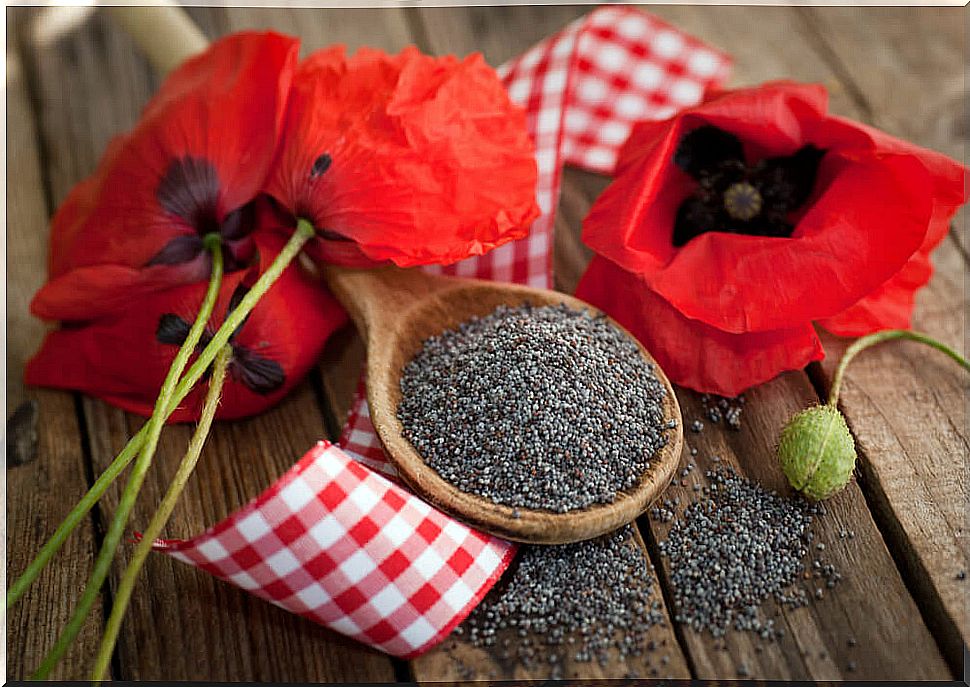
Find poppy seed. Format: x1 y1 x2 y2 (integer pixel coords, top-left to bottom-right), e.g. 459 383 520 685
659 467 838 641
454 525 664 668
398 304 670 512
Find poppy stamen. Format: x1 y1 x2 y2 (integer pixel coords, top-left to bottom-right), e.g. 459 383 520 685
723 182 762 221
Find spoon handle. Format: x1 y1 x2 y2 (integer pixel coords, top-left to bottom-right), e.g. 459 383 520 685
322 264 451 342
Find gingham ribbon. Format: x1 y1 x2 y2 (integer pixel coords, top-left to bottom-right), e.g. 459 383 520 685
155 6 730 659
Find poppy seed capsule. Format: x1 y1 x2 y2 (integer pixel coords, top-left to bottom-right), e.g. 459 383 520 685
778 405 856 500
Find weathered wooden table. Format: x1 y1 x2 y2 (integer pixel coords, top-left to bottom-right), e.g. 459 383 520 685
7 5 966 682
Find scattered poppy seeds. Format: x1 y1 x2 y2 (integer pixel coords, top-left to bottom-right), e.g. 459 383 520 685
453 525 666 677
397 303 671 513
657 467 841 640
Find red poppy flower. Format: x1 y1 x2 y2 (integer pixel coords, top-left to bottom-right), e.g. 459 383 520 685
577 81 966 396
265 45 540 267
25 233 345 421
31 31 300 322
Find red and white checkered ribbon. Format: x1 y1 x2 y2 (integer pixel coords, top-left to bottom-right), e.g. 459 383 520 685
154 6 729 658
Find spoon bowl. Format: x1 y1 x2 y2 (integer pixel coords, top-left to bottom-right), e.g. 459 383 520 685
324 264 683 544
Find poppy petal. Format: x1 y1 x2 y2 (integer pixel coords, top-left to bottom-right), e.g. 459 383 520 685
818 201 950 336
576 256 825 397
818 260 925 335
231 348 287 395
33 32 299 321
32 262 209 321
266 46 540 267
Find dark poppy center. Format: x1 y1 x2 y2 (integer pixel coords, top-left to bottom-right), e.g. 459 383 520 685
148 156 257 271
155 284 285 395
672 125 826 247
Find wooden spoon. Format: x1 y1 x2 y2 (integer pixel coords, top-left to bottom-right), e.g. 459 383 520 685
323 264 683 544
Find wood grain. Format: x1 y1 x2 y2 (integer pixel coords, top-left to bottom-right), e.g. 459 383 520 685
5 8 105 679
651 377 950 680
796 6 968 254
800 8 968 669
21 6 395 680
411 4 589 64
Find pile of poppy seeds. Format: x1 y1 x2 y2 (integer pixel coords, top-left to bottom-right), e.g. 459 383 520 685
398 303 671 513
657 466 841 641
454 525 667 677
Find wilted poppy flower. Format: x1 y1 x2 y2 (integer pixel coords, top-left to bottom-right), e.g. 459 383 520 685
577 81 966 395
31 31 300 322
265 45 540 267
26 233 345 421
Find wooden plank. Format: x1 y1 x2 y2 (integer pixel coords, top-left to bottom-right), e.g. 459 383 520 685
406 5 954 679
403 6 690 681
25 6 396 680
5 7 105 679
209 6 414 56
409 5 589 64
799 6 969 668
797 6 967 253
813 241 967 671
797 8 964 159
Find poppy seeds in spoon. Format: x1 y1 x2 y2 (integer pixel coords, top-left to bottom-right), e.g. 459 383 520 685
397 303 670 513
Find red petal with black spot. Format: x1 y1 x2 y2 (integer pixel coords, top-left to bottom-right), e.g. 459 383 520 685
582 81 966 334
577 256 824 397
25 233 346 422
31 31 299 322
265 46 540 267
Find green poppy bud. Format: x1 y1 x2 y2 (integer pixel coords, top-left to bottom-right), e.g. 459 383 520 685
778 404 856 500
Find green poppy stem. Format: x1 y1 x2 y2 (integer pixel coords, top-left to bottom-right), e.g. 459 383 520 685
828 328 970 407
7 235 225 610
90 345 232 681
30 219 314 680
